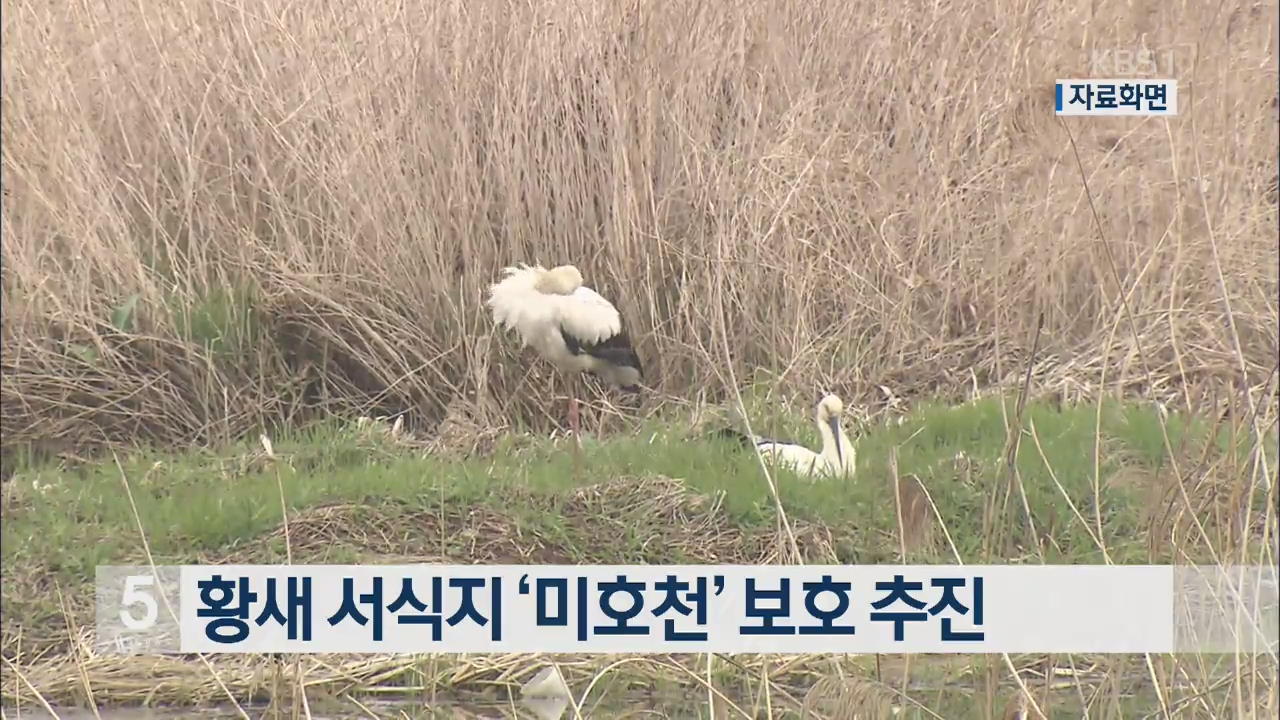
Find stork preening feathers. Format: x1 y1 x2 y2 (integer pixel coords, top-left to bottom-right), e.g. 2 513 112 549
720 394 857 480
487 263 644 440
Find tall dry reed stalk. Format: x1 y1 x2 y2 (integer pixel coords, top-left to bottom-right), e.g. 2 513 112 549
2 0 1276 456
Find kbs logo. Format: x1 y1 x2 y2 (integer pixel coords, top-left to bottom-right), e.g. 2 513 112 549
1085 45 1191 77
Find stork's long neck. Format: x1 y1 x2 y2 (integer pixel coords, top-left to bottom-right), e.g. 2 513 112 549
835 424 855 475
816 414 856 476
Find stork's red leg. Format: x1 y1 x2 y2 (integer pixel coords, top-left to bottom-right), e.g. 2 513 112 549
568 395 580 437
568 391 583 479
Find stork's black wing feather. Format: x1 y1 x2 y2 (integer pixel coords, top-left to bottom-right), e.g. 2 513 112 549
713 427 754 447
712 427 789 448
559 327 643 376
559 329 585 356
586 331 643 375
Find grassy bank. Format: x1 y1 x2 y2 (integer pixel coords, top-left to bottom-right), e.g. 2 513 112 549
3 393 1276 716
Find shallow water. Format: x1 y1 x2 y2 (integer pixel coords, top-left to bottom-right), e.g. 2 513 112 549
0 701 430 720
2 711 202 720
2 698 532 720
3 710 368 720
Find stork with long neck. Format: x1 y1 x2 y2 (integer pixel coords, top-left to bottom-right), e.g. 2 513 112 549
719 394 857 480
486 263 644 445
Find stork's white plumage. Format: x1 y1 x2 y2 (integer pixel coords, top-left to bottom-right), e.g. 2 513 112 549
487 263 643 441
721 394 857 479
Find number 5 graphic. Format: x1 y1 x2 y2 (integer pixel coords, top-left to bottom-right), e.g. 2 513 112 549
119 575 158 629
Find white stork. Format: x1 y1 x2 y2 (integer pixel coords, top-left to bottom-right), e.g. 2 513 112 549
486 263 644 440
719 394 857 479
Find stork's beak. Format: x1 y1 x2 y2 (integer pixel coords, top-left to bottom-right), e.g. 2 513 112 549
827 416 844 467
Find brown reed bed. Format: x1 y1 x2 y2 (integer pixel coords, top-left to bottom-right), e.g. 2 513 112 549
1 0 1275 462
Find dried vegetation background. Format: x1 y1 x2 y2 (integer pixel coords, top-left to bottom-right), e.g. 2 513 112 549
2 0 1277 457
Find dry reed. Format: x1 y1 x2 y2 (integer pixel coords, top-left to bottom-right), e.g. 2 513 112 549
2 0 1275 458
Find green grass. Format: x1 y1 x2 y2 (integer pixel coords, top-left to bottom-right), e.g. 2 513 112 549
5 393 1273 583
2 393 1276 716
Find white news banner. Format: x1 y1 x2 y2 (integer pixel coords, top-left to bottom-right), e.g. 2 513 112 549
94 564 1278 655
1055 78 1178 116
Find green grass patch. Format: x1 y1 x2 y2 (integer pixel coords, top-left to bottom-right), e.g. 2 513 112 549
6 393 1272 584
2 394 1275 716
